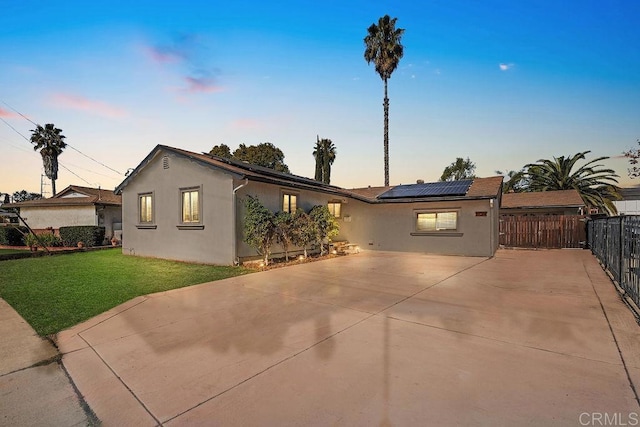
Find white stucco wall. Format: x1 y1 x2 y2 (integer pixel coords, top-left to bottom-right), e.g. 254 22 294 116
20 205 97 230
121 152 236 265
614 200 640 215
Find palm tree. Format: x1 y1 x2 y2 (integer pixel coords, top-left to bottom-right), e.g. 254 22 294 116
313 136 337 184
364 15 404 186
495 169 528 193
30 123 66 196
525 151 620 214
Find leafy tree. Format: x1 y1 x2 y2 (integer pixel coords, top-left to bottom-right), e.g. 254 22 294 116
309 205 339 256
291 209 318 259
524 151 620 214
243 196 276 265
12 190 43 202
209 144 232 158
312 136 337 184
209 142 290 173
30 123 66 196
623 139 640 178
440 158 476 182
233 143 290 173
274 211 295 261
364 15 404 187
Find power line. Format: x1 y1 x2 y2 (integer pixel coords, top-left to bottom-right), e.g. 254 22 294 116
1 101 38 126
0 115 29 141
66 145 123 176
0 99 124 176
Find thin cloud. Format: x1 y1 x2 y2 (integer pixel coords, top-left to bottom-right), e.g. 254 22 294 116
143 33 222 97
144 45 185 64
51 93 127 118
230 118 263 130
499 63 515 71
184 76 223 94
0 107 19 118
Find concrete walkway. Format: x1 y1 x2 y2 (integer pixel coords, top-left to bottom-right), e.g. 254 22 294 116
0 299 92 426
56 249 640 426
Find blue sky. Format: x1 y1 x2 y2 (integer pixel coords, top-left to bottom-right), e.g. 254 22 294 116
1 0 639 196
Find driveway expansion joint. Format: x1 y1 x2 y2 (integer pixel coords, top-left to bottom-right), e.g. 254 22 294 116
583 259 640 408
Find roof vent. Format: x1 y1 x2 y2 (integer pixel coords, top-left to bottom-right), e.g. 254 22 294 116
162 156 170 169
416 179 424 184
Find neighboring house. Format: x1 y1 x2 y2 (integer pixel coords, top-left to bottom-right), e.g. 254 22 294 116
499 189 586 249
4 185 122 239
613 186 640 215
500 190 586 216
115 145 503 265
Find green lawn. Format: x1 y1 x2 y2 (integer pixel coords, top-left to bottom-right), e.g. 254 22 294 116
0 249 253 336
0 248 29 255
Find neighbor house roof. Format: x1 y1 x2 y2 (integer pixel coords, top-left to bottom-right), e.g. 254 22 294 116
618 185 640 201
115 145 504 204
4 185 121 208
501 189 584 209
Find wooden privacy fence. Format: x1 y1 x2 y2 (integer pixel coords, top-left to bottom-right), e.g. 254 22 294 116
499 214 587 249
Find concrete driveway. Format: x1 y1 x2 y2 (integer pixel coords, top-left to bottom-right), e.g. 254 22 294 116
56 249 640 426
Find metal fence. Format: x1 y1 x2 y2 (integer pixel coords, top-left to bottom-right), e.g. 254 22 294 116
588 216 640 309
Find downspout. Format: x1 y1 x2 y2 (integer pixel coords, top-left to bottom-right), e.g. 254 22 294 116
232 178 249 265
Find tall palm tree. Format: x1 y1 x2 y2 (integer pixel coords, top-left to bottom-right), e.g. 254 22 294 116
30 123 66 196
312 136 337 184
313 136 324 182
364 15 404 187
525 151 620 214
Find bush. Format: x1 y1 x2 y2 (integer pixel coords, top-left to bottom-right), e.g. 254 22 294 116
38 232 62 247
24 233 39 249
0 226 28 246
59 226 105 247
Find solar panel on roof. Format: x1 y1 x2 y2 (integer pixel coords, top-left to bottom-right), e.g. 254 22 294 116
378 180 473 199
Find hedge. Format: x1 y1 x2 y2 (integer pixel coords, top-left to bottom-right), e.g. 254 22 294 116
0 226 27 246
59 226 105 247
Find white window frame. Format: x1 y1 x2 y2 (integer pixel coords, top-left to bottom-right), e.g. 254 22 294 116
138 193 154 224
416 211 458 232
136 192 157 229
180 186 202 225
282 191 298 213
328 201 342 218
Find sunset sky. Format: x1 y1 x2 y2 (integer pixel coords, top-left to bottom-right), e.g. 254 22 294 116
1 0 639 196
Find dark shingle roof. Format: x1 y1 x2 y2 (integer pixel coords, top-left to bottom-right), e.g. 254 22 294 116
115 145 504 203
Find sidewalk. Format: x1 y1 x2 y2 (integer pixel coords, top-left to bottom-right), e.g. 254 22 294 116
0 298 94 426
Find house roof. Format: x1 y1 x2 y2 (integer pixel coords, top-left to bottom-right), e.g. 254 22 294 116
501 189 585 209
115 144 358 200
3 185 121 208
619 185 640 201
115 145 504 203
348 186 394 199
